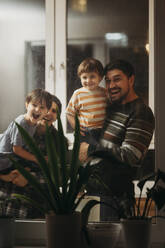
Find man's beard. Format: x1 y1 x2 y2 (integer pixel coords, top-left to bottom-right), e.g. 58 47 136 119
109 88 129 104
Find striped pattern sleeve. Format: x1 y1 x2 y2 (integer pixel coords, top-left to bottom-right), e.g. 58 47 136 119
88 99 155 167
66 90 79 117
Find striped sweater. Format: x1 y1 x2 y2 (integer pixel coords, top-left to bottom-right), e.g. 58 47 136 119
88 98 155 167
66 87 107 128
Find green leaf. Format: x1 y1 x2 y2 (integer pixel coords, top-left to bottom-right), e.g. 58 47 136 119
45 124 63 208
67 114 81 205
137 172 155 191
15 123 53 189
14 123 61 212
57 111 68 199
9 157 54 211
10 113 92 215
12 193 47 215
69 164 91 211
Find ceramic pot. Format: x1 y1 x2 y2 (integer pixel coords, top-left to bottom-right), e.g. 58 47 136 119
121 218 152 248
46 211 81 248
0 216 15 248
84 222 121 248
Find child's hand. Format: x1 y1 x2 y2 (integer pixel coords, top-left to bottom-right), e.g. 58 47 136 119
11 169 28 187
0 172 17 182
79 142 89 162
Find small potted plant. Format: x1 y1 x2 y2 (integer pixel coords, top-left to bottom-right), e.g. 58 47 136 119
96 169 165 248
9 113 94 248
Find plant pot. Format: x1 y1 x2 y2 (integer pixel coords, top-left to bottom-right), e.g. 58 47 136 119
84 221 121 248
121 218 152 248
46 211 81 248
0 216 15 248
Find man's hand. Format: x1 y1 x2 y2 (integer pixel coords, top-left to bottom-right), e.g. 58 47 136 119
79 142 89 162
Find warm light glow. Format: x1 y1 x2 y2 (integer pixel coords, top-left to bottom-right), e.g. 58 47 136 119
145 43 149 53
71 0 87 13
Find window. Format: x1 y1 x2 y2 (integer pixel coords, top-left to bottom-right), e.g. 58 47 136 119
2 0 165 246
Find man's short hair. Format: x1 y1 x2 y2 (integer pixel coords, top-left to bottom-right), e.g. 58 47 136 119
104 59 135 78
77 57 104 77
26 88 52 110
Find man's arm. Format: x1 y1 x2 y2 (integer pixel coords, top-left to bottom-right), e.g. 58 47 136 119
86 105 155 166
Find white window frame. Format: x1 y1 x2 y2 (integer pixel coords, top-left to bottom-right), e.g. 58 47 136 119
15 0 165 247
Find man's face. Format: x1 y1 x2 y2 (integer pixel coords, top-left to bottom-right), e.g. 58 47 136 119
105 69 134 104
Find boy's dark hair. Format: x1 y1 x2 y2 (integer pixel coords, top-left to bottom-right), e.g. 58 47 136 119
104 59 135 78
51 94 62 114
77 57 104 77
26 88 52 110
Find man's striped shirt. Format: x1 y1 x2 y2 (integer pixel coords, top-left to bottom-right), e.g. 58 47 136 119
88 98 155 167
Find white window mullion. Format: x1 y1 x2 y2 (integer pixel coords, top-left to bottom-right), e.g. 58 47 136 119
55 0 67 132
148 0 155 150
149 0 155 113
45 0 55 94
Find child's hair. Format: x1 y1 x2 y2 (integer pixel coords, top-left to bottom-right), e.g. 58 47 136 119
104 59 135 78
77 58 104 77
51 94 62 114
26 88 52 110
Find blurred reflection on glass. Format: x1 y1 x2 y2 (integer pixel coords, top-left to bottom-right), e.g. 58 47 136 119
67 0 148 132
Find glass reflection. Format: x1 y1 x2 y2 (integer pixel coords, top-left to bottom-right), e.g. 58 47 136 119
67 0 149 132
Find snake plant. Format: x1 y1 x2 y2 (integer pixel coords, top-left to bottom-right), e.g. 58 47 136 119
10 113 93 215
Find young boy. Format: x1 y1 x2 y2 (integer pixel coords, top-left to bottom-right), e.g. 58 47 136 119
66 57 107 144
0 88 52 180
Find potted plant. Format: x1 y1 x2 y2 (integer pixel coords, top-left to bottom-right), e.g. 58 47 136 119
9 113 94 248
0 197 15 248
96 169 165 248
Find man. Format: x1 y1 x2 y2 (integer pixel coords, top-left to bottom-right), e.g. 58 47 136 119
79 59 155 220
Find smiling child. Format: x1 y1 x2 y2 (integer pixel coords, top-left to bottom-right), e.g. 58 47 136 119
66 57 107 144
0 88 52 177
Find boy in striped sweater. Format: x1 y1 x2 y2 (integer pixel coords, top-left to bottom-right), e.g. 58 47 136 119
66 57 107 144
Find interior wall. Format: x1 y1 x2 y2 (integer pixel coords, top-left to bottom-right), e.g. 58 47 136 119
155 0 165 171
152 0 165 244
0 0 45 132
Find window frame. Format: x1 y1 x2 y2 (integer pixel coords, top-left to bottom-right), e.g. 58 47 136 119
15 0 165 247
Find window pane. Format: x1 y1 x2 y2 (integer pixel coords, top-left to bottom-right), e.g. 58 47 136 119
67 0 149 132
0 0 45 132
